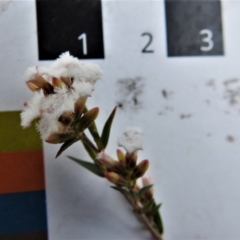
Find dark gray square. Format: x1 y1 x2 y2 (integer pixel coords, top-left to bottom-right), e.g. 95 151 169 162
165 0 224 57
36 0 104 60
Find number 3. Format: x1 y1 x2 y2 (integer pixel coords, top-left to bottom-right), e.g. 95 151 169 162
199 29 214 52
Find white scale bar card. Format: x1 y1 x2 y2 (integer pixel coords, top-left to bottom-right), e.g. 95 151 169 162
1 0 240 239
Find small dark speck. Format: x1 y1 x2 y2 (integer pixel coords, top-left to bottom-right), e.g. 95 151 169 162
117 102 123 108
223 78 239 86
127 82 136 92
180 114 192 119
133 97 138 105
162 90 167 98
165 106 174 111
207 133 212 137
225 110 230 115
206 79 215 88
226 135 235 143
205 99 210 104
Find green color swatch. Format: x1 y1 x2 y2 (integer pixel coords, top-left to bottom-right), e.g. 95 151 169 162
0 111 42 152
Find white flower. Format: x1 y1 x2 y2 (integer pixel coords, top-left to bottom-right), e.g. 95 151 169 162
24 66 49 82
20 90 44 127
36 115 66 140
48 51 103 85
21 51 103 141
118 127 143 153
41 84 73 116
21 85 74 133
71 80 93 97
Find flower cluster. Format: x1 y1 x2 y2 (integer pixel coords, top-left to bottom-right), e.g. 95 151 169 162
20 52 163 240
97 127 148 186
21 51 102 141
94 127 159 226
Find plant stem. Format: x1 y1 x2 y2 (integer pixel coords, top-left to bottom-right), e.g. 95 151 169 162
139 213 163 240
81 123 163 239
82 132 99 153
125 190 163 240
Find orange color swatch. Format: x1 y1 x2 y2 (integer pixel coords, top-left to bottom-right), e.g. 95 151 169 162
0 150 45 194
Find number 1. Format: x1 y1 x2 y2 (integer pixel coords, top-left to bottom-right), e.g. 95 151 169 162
78 33 88 55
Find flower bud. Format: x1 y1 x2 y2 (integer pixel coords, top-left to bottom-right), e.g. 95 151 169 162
105 172 127 186
116 149 125 165
45 131 75 144
74 97 87 118
80 107 99 130
96 152 124 173
52 77 62 87
126 151 138 170
134 178 142 191
58 111 74 125
142 175 153 199
26 75 54 95
60 77 72 87
26 81 39 91
131 159 149 180
96 152 117 168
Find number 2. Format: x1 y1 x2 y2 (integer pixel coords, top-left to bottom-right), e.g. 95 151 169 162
199 29 214 52
141 33 154 53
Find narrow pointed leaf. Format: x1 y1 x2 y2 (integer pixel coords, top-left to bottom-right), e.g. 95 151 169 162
111 186 129 196
141 199 154 213
137 184 153 198
88 123 104 150
68 156 104 177
82 139 97 160
55 138 79 158
152 201 164 234
101 106 117 149
155 203 162 211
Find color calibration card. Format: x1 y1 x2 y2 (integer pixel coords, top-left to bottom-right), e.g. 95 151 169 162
1 1 240 239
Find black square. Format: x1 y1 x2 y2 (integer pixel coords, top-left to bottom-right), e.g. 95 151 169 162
36 0 104 60
165 0 224 57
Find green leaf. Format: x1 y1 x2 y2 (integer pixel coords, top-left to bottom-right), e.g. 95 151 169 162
111 186 129 196
152 201 164 234
55 138 79 158
101 106 117 149
88 122 104 150
137 184 153 199
68 156 104 177
141 199 154 213
82 139 97 160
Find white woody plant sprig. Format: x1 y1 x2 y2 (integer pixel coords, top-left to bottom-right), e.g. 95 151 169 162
21 52 164 240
